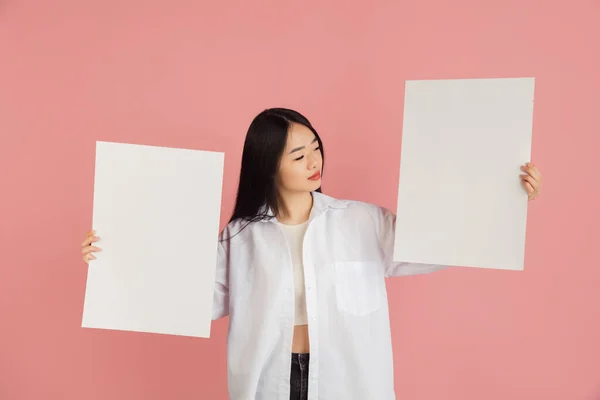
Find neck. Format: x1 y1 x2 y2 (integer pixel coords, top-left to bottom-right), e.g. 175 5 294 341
276 191 313 225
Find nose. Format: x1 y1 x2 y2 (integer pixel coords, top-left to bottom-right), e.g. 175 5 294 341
308 153 319 170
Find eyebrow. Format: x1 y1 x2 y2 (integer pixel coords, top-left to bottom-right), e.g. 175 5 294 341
289 137 318 154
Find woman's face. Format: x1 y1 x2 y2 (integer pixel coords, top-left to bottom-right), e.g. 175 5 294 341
276 122 323 195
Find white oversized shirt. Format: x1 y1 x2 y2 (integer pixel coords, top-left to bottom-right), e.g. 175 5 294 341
212 191 449 400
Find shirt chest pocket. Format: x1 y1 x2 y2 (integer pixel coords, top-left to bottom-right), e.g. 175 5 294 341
334 261 384 316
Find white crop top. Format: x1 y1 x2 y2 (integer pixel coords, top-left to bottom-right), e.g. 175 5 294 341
277 220 309 325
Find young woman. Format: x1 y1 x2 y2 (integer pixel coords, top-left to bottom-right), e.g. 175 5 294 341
80 108 543 400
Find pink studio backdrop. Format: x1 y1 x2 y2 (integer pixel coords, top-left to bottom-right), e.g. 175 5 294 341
1 1 599 399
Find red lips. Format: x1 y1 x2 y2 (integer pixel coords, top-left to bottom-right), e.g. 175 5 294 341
308 171 321 180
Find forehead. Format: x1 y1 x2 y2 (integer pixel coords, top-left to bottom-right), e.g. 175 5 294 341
286 122 315 145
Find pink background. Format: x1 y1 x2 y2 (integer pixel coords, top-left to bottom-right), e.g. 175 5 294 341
1 1 599 399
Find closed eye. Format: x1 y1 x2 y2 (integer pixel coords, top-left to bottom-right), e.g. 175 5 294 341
294 146 320 161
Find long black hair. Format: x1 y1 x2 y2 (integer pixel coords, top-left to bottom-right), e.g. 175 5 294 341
228 108 325 225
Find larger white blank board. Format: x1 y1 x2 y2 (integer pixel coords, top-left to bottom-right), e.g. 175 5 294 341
82 141 224 337
394 77 535 270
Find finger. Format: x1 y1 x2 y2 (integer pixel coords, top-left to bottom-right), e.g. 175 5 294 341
82 246 101 255
529 165 541 181
520 165 540 180
520 174 537 190
521 179 535 194
526 163 542 181
81 236 100 247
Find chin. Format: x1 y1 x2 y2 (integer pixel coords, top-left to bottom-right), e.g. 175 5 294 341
307 181 321 191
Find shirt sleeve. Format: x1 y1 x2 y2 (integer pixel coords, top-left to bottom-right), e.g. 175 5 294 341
375 205 451 277
212 238 230 320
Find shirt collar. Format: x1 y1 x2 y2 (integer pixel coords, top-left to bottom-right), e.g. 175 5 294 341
259 191 347 222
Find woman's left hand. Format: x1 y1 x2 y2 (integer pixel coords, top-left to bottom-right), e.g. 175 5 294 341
520 162 542 201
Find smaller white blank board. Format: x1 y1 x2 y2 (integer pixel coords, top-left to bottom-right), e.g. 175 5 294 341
394 77 535 270
82 141 224 337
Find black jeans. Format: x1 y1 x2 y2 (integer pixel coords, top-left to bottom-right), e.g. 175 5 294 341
290 353 310 400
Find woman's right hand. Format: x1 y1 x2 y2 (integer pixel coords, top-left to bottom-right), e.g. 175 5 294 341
81 229 102 264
